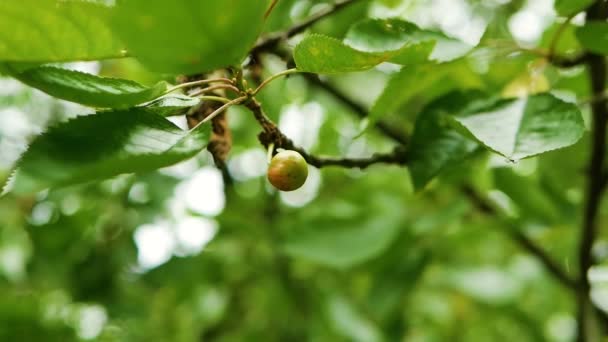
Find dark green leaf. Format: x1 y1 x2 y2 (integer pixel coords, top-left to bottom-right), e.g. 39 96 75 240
539 22 582 55
110 0 271 74
284 218 401 268
283 197 404 269
554 0 594 16
4 109 211 194
452 93 585 161
407 91 480 190
9 66 167 108
369 60 482 130
0 0 123 62
493 167 562 223
576 21 608 55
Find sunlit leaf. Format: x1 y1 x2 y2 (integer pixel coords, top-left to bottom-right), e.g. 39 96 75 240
294 18 472 74
345 18 472 63
0 0 123 62
325 295 383 341
294 34 423 74
142 94 201 117
452 93 585 161
502 71 550 98
9 66 167 108
5 109 211 194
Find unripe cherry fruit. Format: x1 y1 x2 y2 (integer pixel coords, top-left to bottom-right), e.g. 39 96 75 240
267 150 308 191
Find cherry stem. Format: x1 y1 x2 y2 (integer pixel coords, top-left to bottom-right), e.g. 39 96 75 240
267 143 275 164
189 84 241 97
196 96 233 104
548 13 577 59
252 68 300 95
165 78 234 95
190 96 248 130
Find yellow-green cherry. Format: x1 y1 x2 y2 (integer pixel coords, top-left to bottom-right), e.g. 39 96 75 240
267 150 309 191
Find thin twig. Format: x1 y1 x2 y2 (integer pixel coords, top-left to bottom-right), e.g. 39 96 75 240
191 96 247 130
577 90 608 107
462 186 578 290
265 0 280 19
252 0 364 55
165 78 234 95
548 14 577 59
485 40 588 69
189 84 240 97
253 68 300 95
196 96 233 104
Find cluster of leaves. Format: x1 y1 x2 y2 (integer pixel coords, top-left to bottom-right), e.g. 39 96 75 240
0 0 598 196
1 0 608 341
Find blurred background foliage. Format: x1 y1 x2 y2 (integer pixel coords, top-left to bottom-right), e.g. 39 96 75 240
1 0 607 341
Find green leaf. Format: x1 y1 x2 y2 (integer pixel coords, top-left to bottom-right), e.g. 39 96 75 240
8 66 167 108
4 110 211 195
368 60 482 131
0 0 124 62
407 91 480 190
110 0 271 74
501 71 550 98
576 21 608 55
284 218 401 269
554 0 593 16
325 295 383 342
345 18 472 63
283 197 404 269
142 94 201 117
294 19 472 74
539 22 582 55
369 66 444 127
493 167 562 223
294 34 415 74
452 93 585 161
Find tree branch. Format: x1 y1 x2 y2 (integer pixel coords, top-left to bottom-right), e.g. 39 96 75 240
577 2 608 339
252 0 364 55
462 186 579 290
548 53 590 68
245 97 407 169
296 149 406 169
256 61 599 305
248 11 608 332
